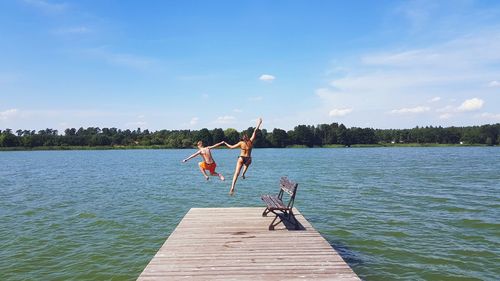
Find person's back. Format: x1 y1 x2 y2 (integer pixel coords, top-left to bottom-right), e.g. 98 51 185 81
199 147 214 164
239 140 252 157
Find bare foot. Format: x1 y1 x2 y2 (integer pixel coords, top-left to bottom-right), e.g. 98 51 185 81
205 176 209 181
241 175 246 179
229 189 234 196
219 174 225 181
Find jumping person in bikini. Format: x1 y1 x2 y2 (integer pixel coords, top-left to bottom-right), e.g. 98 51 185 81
224 118 262 195
182 140 225 181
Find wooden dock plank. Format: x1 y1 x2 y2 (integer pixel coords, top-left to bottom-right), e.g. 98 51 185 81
138 207 360 280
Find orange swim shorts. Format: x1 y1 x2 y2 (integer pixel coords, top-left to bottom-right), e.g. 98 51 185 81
199 161 217 174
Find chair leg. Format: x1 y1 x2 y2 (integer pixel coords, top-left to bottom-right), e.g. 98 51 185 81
262 208 270 217
268 213 282 230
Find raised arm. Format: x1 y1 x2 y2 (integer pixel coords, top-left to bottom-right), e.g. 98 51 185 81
250 117 263 142
182 150 200 162
207 141 224 149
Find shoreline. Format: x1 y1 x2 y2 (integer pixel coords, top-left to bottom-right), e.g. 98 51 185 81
0 143 491 151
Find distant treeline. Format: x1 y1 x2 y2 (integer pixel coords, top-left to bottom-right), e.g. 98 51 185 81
1 123 500 148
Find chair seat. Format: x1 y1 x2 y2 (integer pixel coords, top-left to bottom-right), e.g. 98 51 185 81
261 194 288 210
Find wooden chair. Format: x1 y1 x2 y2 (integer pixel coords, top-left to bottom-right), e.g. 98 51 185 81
261 177 300 230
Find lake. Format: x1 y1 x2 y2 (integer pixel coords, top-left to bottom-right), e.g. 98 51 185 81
1 147 499 280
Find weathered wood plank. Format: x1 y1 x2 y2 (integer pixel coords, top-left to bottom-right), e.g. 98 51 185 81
137 207 360 280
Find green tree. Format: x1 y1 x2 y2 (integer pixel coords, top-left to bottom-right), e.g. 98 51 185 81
224 128 240 144
293 125 314 147
211 128 225 144
337 124 351 146
271 128 289 147
481 124 499 145
182 139 193 148
196 128 213 146
0 129 19 147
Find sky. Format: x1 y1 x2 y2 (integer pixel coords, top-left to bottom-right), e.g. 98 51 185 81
1 0 500 132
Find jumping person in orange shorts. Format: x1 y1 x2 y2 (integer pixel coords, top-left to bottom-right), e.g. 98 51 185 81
182 140 225 181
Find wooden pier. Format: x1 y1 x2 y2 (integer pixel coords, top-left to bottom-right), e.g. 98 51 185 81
138 207 360 280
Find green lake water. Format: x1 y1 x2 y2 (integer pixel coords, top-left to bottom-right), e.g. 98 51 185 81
1 147 499 280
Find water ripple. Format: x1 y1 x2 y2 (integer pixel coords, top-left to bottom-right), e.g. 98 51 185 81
1 148 499 280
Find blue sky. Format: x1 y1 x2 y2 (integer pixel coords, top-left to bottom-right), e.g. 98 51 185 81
1 0 500 131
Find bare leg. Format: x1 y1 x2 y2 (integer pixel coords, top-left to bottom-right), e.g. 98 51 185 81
229 159 244 196
198 162 209 180
211 171 225 181
241 159 252 179
241 165 249 179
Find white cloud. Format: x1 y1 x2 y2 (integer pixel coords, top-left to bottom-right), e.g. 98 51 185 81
390 106 430 114
0 108 19 121
0 108 181 130
439 113 453 119
488 80 500 87
457 98 484 112
436 105 455 113
362 49 440 66
329 108 352 117
189 117 199 125
479 112 500 120
315 28 500 127
331 31 500 95
259 74 275 82
233 109 243 113
436 98 485 115
214 116 236 124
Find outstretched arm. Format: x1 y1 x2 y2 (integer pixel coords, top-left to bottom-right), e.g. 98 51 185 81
250 117 263 142
207 141 224 149
182 150 200 162
224 141 242 149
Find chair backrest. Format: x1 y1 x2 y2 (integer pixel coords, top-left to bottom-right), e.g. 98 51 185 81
280 177 298 197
